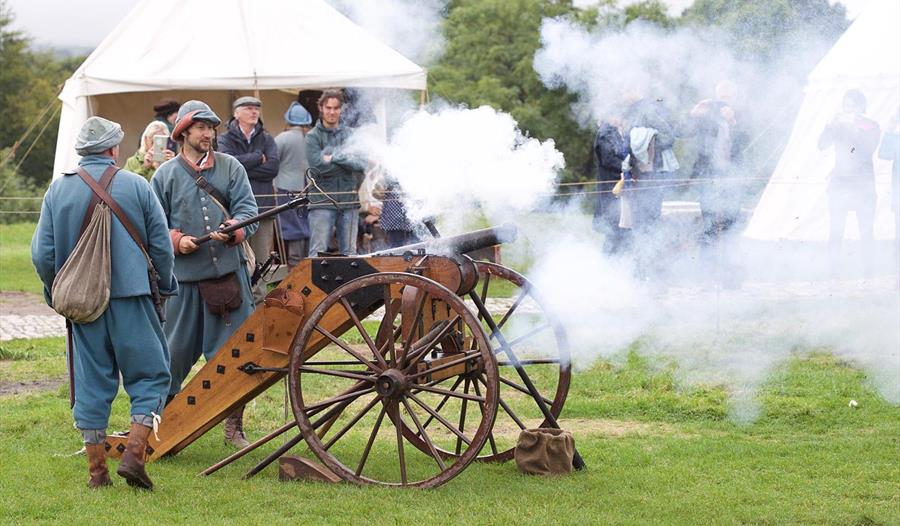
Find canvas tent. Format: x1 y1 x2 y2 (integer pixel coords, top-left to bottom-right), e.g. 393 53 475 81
52 0 427 178
743 0 899 241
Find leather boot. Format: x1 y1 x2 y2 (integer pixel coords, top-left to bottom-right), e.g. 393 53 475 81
116 423 154 490
223 406 250 449
86 443 112 489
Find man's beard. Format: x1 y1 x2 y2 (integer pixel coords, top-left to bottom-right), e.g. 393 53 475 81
186 136 210 154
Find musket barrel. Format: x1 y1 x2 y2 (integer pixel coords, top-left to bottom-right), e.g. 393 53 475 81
194 197 308 245
366 224 517 257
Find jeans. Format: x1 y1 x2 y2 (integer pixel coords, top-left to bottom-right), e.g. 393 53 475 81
308 207 358 256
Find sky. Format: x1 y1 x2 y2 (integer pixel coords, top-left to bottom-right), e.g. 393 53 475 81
6 0 872 49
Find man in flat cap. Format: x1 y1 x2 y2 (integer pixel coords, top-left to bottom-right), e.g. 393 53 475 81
217 96 279 304
151 100 259 449
32 116 177 490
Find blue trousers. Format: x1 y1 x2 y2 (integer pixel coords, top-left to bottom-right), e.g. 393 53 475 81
307 207 358 256
72 296 170 430
164 269 254 396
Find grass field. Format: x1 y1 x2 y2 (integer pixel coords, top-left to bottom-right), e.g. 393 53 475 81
0 222 42 294
0 336 897 525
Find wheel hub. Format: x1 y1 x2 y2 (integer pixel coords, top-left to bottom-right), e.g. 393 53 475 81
375 368 408 398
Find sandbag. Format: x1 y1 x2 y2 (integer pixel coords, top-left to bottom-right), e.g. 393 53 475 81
51 203 112 323
514 428 574 476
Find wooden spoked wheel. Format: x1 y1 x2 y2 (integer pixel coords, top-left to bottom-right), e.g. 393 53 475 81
405 262 571 462
288 272 499 488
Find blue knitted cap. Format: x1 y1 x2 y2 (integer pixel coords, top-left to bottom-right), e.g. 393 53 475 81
284 101 312 126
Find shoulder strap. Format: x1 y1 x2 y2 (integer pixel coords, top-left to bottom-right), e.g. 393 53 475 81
76 168 151 263
177 154 230 210
78 165 118 237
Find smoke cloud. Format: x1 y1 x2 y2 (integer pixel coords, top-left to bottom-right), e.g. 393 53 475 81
327 0 447 66
337 6 898 420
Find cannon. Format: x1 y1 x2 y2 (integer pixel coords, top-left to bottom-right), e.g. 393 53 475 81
104 224 577 488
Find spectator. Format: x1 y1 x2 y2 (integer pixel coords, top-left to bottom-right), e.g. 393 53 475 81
32 116 176 490
274 102 313 268
689 81 747 286
151 100 259 449
217 96 280 302
817 89 880 273
621 93 679 225
152 98 180 153
878 111 899 265
377 173 419 248
592 115 627 254
123 121 175 181
305 89 367 256
357 166 388 253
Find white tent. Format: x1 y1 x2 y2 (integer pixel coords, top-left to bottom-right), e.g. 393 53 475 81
52 0 427 178
744 0 899 241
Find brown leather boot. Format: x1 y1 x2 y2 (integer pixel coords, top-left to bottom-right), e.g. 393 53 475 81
223 406 250 449
116 423 154 490
86 443 112 489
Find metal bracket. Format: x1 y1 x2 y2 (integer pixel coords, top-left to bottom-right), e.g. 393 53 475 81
238 362 288 375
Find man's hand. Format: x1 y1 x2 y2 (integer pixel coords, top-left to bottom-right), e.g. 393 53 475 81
720 106 735 125
323 154 333 163
261 153 267 164
209 224 232 243
178 235 199 254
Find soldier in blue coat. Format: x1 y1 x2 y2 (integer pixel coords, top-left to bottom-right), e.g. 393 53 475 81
151 101 259 448
32 116 176 490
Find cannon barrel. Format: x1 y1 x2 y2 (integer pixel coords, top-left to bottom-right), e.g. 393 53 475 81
366 224 517 257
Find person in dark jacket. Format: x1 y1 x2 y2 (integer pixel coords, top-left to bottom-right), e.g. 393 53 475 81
217 96 280 303
622 94 680 229
305 89 367 256
592 117 627 254
688 81 748 287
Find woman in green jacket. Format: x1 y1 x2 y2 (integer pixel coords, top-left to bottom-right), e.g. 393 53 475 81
124 121 174 180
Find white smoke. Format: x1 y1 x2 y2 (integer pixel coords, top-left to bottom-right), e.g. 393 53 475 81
327 0 447 65
337 6 899 419
348 105 564 231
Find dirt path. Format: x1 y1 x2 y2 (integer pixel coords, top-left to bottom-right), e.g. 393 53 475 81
0 376 65 396
0 291 56 316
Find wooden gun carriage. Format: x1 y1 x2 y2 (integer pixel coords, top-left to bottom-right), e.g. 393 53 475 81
105 224 579 488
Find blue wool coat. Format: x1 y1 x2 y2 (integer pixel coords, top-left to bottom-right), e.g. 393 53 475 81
31 154 175 429
151 151 258 395
151 152 259 283
32 155 177 303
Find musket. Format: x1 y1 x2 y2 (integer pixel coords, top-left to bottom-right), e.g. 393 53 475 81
193 196 308 245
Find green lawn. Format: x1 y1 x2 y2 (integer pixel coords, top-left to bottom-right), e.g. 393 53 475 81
1 336 897 525
0 222 42 294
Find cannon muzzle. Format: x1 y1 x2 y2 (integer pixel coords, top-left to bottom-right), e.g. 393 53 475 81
366 224 517 257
